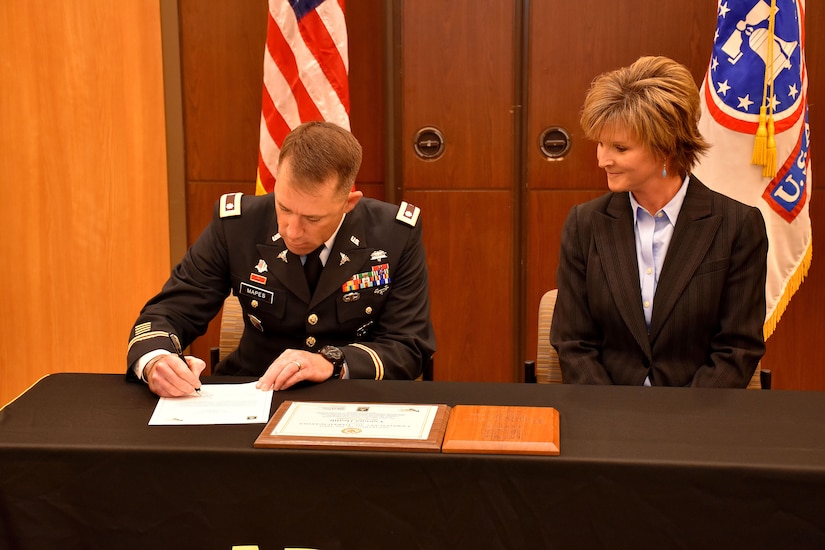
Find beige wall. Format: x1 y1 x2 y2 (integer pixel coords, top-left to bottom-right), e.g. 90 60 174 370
0 1 170 406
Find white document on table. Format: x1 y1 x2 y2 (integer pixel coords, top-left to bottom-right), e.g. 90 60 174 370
148 382 273 425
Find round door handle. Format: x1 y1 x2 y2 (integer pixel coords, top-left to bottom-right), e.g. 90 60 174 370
413 127 445 160
538 127 571 160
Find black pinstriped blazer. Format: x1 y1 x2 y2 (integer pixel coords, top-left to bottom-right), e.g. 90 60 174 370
550 175 767 387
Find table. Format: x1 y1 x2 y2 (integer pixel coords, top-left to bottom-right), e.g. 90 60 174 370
1 373 824 549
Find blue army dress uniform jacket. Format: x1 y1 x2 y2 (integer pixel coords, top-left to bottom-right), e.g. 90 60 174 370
127 193 435 380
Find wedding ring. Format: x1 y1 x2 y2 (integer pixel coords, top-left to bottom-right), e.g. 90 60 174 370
291 360 302 371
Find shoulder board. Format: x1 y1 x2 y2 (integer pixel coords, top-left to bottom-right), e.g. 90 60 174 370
219 193 244 218
395 201 421 227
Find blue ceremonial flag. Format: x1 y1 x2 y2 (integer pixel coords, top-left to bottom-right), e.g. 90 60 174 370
694 0 811 338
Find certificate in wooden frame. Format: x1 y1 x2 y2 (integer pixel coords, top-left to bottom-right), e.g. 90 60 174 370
254 401 451 452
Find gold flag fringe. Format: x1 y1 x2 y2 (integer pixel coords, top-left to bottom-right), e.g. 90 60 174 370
764 240 812 340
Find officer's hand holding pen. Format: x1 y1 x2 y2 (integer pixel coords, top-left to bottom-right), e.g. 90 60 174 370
169 334 201 395
142 334 205 398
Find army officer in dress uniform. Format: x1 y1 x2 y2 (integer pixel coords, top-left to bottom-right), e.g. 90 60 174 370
126 121 435 397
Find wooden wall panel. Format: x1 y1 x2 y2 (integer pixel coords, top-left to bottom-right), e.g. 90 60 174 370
762 198 825 390
527 1 715 190
0 1 168 406
406 191 515 382
524 190 604 364
401 0 514 190
348 0 386 188
400 0 517 381
808 0 825 161
179 0 267 183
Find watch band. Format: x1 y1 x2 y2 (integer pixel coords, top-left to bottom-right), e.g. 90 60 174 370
319 345 345 379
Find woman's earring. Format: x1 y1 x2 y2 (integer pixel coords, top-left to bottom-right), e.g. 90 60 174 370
662 163 667 178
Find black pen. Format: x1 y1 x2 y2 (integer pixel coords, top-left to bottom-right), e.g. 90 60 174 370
169 333 201 394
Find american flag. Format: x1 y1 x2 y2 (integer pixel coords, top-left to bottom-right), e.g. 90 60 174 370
694 0 811 338
256 0 350 195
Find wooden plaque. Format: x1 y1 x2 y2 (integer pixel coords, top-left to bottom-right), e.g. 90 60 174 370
254 401 451 452
442 405 560 455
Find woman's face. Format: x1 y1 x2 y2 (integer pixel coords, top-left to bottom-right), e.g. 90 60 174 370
596 127 663 195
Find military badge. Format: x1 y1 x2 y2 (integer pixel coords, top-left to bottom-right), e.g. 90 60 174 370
342 264 390 292
396 201 420 226
248 314 263 332
219 193 243 218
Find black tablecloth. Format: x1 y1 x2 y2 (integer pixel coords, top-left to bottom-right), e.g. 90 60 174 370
1 373 824 549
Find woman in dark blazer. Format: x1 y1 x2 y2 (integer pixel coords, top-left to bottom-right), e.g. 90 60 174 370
550 56 768 387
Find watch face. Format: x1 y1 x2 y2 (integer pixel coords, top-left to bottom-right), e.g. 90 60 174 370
321 346 343 363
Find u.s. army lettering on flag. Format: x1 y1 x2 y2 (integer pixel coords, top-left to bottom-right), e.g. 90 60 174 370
694 0 811 338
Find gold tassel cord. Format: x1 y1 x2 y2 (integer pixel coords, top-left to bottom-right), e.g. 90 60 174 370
752 107 768 165
763 0 778 177
753 0 778 175
763 116 777 177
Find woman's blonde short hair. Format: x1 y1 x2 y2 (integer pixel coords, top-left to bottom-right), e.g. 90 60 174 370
580 56 710 177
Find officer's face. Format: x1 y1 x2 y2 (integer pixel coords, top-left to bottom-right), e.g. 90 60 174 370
274 159 362 256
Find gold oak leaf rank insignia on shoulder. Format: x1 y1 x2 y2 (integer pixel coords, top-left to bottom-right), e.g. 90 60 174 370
395 201 420 226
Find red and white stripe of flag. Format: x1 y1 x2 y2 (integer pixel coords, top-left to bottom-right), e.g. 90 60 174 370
257 0 350 195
